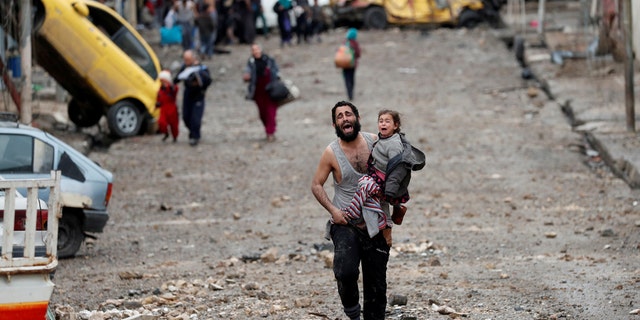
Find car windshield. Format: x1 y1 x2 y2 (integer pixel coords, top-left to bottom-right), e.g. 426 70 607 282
87 6 158 79
0 134 54 173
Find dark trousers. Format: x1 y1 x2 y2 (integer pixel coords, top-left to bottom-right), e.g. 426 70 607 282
296 13 308 43
330 224 389 320
343 68 356 100
178 22 194 50
182 98 205 140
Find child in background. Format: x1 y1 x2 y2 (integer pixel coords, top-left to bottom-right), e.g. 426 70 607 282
342 109 425 246
157 70 179 142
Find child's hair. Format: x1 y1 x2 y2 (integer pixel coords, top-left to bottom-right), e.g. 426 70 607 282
378 109 401 133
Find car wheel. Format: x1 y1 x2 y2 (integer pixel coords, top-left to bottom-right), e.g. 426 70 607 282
57 212 84 258
68 99 102 128
107 100 142 138
364 6 387 30
458 8 482 29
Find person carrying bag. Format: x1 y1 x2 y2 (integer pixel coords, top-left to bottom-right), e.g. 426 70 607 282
335 28 360 100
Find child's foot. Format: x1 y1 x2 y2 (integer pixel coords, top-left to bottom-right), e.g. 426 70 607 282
392 205 407 225
162 133 169 142
382 228 392 247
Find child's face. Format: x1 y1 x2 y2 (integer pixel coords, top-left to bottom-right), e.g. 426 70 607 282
378 113 398 138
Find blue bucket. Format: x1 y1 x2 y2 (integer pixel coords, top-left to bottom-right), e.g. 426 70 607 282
7 56 21 78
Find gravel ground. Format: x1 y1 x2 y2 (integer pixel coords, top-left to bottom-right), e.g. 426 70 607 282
41 25 639 320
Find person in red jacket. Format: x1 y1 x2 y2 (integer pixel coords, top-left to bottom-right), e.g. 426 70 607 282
157 70 180 142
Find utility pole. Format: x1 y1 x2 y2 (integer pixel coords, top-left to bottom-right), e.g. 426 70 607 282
622 0 635 132
537 0 545 38
20 0 32 125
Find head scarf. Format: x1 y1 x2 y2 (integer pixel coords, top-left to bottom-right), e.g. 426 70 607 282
346 28 358 40
278 0 291 9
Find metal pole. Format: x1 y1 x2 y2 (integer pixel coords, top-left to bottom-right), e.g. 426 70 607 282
0 28 5 91
623 0 635 132
115 0 123 15
20 0 32 125
537 0 546 37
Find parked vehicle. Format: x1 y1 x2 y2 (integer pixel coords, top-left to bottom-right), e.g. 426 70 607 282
0 189 49 257
330 0 505 29
0 120 113 258
258 0 333 29
0 0 162 138
0 173 60 319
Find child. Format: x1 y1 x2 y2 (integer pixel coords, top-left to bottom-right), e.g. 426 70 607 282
157 70 179 142
342 109 425 245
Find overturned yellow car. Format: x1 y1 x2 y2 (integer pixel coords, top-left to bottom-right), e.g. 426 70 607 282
3 0 162 138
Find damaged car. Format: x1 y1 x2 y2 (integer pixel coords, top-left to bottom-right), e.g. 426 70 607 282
0 120 113 258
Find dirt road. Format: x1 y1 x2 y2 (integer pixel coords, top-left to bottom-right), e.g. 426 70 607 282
47 27 639 319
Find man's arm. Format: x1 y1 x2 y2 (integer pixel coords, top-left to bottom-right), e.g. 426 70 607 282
311 146 348 225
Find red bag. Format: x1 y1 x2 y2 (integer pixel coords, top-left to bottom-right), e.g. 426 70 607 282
334 43 355 68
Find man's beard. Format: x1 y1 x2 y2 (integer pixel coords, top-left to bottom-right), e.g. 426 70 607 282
335 120 361 142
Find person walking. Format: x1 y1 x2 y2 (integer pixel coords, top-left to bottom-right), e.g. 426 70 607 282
174 50 212 146
175 0 197 50
195 3 217 60
242 43 280 142
311 101 388 320
236 0 256 43
342 28 360 101
294 0 310 44
273 0 293 47
309 0 324 42
252 0 269 38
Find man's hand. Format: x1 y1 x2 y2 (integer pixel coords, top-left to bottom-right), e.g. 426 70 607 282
330 209 349 225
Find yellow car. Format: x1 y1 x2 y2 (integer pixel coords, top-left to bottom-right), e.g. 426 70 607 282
331 0 504 29
30 0 162 137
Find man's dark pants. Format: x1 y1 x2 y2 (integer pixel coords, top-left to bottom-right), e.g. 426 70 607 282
182 98 205 140
330 223 389 320
342 68 356 100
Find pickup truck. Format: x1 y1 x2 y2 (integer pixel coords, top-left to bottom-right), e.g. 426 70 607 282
0 172 61 319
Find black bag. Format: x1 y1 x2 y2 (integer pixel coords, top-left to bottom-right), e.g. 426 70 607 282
265 79 290 102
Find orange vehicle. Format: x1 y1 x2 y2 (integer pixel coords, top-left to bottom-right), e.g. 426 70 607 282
331 0 505 29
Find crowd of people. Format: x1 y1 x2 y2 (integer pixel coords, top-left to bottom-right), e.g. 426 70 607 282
135 0 327 51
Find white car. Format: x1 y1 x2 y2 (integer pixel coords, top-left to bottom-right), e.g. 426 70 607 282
0 190 49 257
258 0 332 29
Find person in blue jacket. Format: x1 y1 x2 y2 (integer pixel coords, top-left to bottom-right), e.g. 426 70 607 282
174 50 212 146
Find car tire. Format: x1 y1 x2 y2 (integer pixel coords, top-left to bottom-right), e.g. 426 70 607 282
68 99 102 128
458 8 482 29
107 100 142 138
364 6 387 30
57 211 84 258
